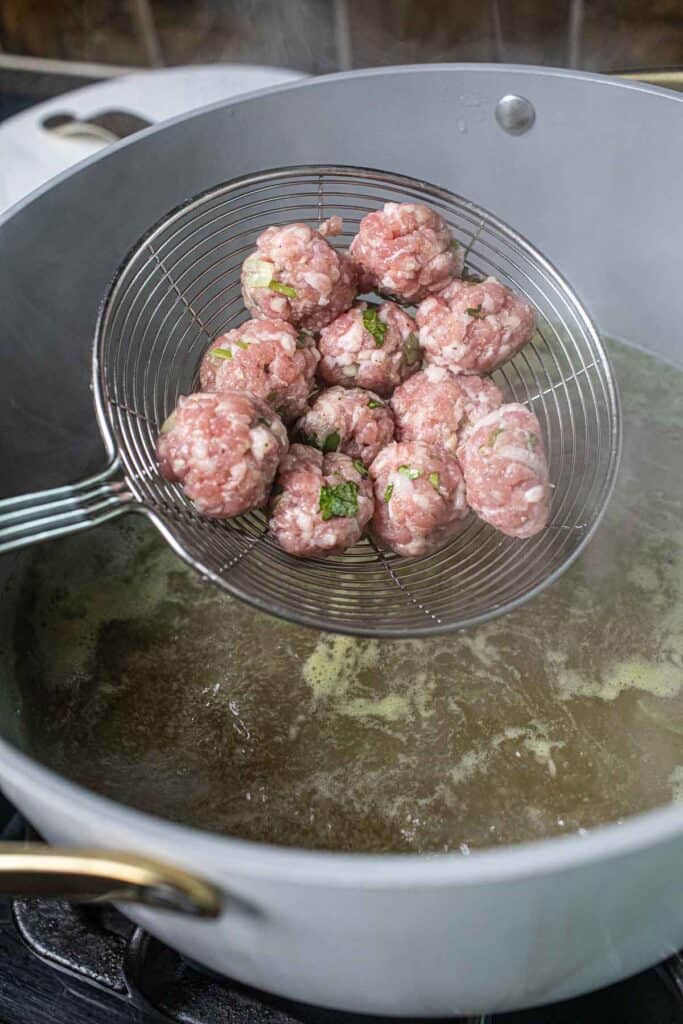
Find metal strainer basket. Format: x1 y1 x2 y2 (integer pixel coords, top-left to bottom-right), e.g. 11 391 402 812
0 165 621 637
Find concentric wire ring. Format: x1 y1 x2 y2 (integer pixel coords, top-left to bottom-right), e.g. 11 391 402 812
94 165 621 637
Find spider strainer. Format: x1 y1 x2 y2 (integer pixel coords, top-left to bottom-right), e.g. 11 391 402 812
0 165 621 637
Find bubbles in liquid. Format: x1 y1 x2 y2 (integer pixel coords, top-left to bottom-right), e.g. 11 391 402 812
2 338 683 854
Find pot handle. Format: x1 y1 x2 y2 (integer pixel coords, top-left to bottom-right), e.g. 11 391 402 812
0 843 220 917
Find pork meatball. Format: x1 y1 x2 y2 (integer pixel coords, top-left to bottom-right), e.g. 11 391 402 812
458 403 550 538
241 222 357 332
391 366 503 454
349 202 462 303
369 441 468 557
156 390 288 519
199 318 318 423
269 444 374 558
294 386 394 467
317 301 420 397
417 276 536 374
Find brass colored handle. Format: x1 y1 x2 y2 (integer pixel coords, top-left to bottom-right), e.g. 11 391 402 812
614 68 683 92
0 843 220 918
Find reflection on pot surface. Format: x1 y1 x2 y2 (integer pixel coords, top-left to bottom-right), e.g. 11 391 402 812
2 339 682 854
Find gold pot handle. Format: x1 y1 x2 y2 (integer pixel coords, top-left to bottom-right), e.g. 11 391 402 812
0 843 220 917
614 68 683 92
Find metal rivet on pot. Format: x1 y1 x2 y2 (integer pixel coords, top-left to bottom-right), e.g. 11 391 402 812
495 95 536 135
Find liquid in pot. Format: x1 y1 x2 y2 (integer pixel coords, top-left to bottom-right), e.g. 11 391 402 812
3 339 683 853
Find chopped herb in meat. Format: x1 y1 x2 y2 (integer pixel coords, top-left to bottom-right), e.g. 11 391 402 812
322 430 341 453
398 465 421 480
403 333 421 366
429 472 440 490
466 304 486 319
526 432 539 451
451 239 460 251
461 267 483 283
352 459 368 477
367 399 383 409
211 347 233 360
234 338 249 350
384 483 394 503
362 307 387 348
319 481 359 521
479 426 504 454
296 330 313 349
268 280 298 298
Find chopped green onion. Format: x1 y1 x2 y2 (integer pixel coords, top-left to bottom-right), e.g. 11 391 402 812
384 483 394 503
362 307 388 348
243 256 274 289
487 427 504 447
269 280 298 298
403 332 421 366
296 330 313 349
352 459 368 477
322 430 340 453
367 398 383 409
527 432 539 451
451 239 460 251
398 465 421 480
466 304 486 319
234 338 249 351
319 481 359 521
211 347 233 360
429 472 441 491
160 412 177 435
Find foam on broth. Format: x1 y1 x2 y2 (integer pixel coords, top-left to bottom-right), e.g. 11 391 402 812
3 338 683 853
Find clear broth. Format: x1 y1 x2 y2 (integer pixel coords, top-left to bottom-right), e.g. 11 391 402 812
4 339 683 853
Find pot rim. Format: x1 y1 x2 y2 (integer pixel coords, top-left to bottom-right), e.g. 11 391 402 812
2 730 683 887
2 63 682 888
1 60 681 231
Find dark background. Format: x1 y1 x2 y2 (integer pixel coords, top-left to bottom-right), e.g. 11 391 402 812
1 0 683 76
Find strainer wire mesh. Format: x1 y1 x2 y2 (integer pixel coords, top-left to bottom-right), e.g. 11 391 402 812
94 165 621 637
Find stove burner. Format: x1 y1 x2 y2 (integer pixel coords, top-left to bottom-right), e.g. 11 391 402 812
7 896 683 1024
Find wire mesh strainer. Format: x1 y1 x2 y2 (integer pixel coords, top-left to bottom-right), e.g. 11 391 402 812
0 165 621 637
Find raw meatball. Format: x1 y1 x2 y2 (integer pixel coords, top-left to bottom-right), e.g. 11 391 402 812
458 403 550 538
317 301 420 397
349 202 462 303
269 444 374 558
318 215 344 238
417 276 536 374
156 390 288 519
391 366 502 454
369 441 468 557
241 223 357 332
199 318 319 423
294 386 394 467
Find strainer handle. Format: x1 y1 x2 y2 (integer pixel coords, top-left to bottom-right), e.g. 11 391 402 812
0 460 133 554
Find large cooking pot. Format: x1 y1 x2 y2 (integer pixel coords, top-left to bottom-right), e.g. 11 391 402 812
0 65 682 1017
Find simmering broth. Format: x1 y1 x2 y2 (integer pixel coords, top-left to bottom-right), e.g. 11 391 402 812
3 339 683 853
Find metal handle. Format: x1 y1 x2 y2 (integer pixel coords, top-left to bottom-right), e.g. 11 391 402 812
0 843 220 917
0 460 133 554
615 68 683 92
